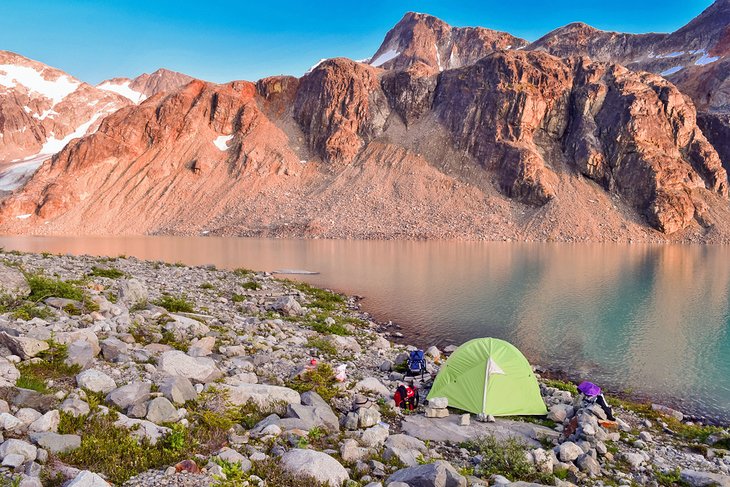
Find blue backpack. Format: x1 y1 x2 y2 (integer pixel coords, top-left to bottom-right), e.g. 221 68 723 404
407 350 427 378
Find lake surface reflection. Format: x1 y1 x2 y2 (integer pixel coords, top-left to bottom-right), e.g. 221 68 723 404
0 236 728 420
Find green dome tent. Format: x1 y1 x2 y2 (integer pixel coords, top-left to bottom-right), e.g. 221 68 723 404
426 337 547 416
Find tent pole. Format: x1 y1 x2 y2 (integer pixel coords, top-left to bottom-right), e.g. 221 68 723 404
482 359 490 415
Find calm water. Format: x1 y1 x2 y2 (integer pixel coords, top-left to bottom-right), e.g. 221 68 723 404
0 236 728 421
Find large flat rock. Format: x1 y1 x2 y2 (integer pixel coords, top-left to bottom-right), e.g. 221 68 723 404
401 415 559 447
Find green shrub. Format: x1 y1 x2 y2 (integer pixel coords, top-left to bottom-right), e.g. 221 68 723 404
654 467 687 486
153 294 195 313
241 280 261 291
25 273 84 302
59 411 191 484
238 401 270 429
199 282 215 290
232 268 254 277
212 458 247 486
10 302 54 321
187 388 242 453
291 282 345 311
16 374 48 393
462 435 554 484
249 459 327 487
287 363 339 403
306 337 337 356
89 266 125 279
543 379 578 395
231 294 245 303
160 330 189 352
17 340 81 392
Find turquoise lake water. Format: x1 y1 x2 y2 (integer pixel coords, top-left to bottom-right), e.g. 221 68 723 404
0 236 728 421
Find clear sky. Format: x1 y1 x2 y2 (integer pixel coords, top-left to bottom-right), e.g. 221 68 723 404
0 0 714 84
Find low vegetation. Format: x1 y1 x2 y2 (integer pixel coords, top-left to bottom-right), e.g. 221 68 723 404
152 294 195 313
17 340 81 392
26 273 84 302
58 410 191 485
89 266 125 279
290 282 345 311
462 435 555 484
543 378 579 395
306 337 338 356
287 363 339 403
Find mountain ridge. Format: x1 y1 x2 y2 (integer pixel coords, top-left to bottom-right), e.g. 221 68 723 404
0 2 728 242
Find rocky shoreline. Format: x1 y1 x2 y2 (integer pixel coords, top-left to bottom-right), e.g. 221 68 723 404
0 250 727 487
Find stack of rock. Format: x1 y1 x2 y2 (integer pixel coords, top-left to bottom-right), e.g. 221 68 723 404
425 397 449 418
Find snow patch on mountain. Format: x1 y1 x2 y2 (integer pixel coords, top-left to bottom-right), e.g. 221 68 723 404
0 111 108 191
661 66 684 76
370 48 400 67
0 64 80 105
306 59 327 74
435 43 443 71
98 80 147 103
214 135 234 151
695 51 720 66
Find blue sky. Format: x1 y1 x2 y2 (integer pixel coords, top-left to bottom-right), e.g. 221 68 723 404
0 0 713 84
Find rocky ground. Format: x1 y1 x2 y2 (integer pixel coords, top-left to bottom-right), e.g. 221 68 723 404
0 250 727 487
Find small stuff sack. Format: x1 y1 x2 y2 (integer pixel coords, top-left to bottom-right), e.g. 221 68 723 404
407 350 426 377
394 384 419 410
334 364 347 382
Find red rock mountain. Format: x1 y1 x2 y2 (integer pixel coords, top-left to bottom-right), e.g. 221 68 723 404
527 0 730 166
369 12 528 73
97 68 194 103
0 6 728 242
0 51 133 191
0 55 192 193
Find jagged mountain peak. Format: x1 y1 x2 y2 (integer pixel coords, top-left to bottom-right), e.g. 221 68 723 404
369 11 528 73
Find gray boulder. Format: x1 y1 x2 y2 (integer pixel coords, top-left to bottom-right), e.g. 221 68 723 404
100 337 129 362
0 357 20 387
680 470 730 487
0 333 49 359
28 432 81 454
280 449 349 486
106 382 151 410
358 407 382 428
0 264 30 299
341 438 369 462
76 369 117 394
360 425 389 448
269 296 303 317
547 404 574 423
158 375 197 404
285 391 339 433
384 434 428 467
146 397 178 424
157 351 221 384
117 279 148 307
28 410 59 433
66 470 111 487
0 439 37 462
557 441 583 462
353 377 390 397
216 383 299 413
163 314 210 340
65 340 97 368
386 460 467 487
60 397 90 417
576 453 601 477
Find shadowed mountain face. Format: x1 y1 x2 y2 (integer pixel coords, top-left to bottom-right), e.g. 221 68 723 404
0 4 728 241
